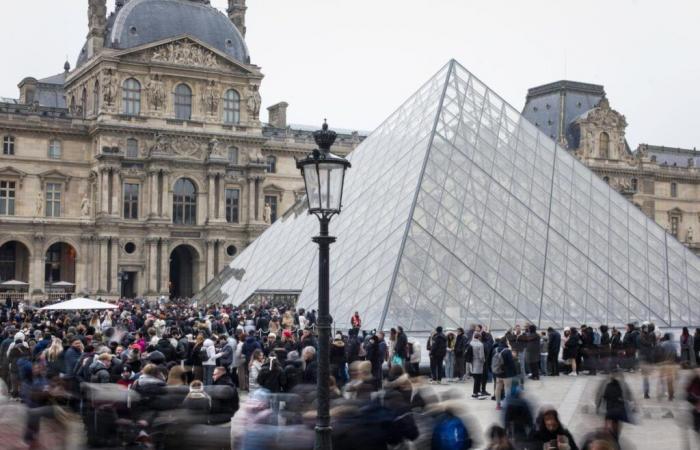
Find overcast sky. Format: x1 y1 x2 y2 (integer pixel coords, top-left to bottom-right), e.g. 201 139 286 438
1 0 698 149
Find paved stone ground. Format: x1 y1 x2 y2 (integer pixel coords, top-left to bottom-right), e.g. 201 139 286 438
0 372 698 449
431 370 700 449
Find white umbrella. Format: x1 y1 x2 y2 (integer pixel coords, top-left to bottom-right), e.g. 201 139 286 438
52 281 75 287
40 297 118 311
1 280 29 287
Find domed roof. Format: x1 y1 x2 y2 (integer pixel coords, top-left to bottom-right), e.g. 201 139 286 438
77 0 249 67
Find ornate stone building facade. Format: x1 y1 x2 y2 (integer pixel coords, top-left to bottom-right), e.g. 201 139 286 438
0 0 362 301
523 81 700 256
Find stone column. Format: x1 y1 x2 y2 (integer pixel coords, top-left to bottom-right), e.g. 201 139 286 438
30 235 46 299
217 175 225 220
146 238 158 295
206 240 215 282
149 171 159 218
98 237 109 293
208 175 216 223
111 169 121 217
161 171 171 219
100 168 110 214
110 238 120 295
255 178 263 222
159 239 170 296
77 236 92 295
248 177 256 223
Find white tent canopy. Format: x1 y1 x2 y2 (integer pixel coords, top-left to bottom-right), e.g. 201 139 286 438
40 297 118 311
1 280 29 287
52 281 75 287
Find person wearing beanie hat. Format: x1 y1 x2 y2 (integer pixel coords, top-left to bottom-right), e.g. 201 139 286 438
7 331 29 398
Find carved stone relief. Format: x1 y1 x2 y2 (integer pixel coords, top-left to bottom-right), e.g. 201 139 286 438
148 40 224 69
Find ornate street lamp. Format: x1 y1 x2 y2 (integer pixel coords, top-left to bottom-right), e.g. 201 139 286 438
296 121 351 450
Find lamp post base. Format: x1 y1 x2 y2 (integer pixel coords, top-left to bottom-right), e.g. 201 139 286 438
314 425 333 450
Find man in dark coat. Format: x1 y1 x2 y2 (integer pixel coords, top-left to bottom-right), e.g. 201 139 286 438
210 366 240 424
429 326 447 383
394 326 408 366
454 328 468 382
547 327 561 376
523 324 541 380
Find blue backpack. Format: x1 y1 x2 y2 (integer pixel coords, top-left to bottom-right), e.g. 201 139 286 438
431 414 471 450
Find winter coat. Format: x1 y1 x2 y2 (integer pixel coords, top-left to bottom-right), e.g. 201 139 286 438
523 332 540 364
493 344 517 379
217 342 234 368
531 409 579 450
88 360 111 383
469 339 485 374
430 332 447 359
548 331 561 357
330 340 346 367
202 339 219 366
454 333 468 358
155 338 176 362
680 334 696 367
242 336 261 363
283 360 304 391
395 331 408 359
249 360 262 391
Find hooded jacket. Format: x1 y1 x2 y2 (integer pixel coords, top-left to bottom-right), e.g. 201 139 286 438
531 408 579 450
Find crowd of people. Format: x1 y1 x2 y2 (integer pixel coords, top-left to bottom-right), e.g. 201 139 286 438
0 295 699 449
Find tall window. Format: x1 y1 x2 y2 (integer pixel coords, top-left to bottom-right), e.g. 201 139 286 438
223 89 240 124
2 136 15 155
228 146 239 165
126 138 139 158
631 178 638 192
670 182 678 198
599 132 610 159
123 183 139 219
173 178 197 225
0 181 15 216
670 216 679 238
45 183 61 217
266 155 277 174
174 84 192 120
265 195 278 223
48 140 61 159
93 80 100 114
122 78 141 116
225 188 240 223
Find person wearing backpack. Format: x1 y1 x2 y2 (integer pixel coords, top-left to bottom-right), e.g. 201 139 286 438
88 353 112 383
492 338 517 411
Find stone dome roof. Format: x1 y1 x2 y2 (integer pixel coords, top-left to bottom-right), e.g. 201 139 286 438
77 0 249 67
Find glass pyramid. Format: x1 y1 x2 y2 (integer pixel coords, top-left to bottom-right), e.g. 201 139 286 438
208 60 700 332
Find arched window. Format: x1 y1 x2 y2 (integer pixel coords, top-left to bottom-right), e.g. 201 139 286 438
122 78 141 116
631 178 638 192
173 178 197 225
174 84 192 120
81 88 87 118
599 132 610 159
266 155 277 174
228 146 239 165
93 80 100 114
223 89 240 124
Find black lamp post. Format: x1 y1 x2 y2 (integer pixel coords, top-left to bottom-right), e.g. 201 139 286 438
297 121 351 450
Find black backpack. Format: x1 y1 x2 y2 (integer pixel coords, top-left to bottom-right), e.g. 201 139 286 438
465 344 474 363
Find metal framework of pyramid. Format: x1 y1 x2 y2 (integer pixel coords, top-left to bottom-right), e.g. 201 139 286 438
206 60 700 332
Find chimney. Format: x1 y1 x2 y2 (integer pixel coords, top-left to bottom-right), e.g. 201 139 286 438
267 102 289 129
228 0 247 37
87 0 107 59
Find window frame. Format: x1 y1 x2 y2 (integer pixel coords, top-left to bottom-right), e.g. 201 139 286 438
45 182 62 217
122 78 141 116
265 194 278 223
173 178 197 225
174 84 193 120
670 182 678 198
670 216 679 238
228 146 239 165
223 89 240 124
93 80 100 115
266 155 277 174
2 136 15 155
123 183 140 220
599 131 610 159
126 138 139 158
0 180 16 216
225 188 240 224
48 139 61 159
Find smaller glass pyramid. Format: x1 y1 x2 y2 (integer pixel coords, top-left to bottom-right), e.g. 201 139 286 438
206 60 700 333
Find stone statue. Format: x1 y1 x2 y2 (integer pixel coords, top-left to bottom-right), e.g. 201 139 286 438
35 192 43 216
263 203 272 224
247 85 261 121
81 193 90 217
151 132 171 155
201 80 220 115
207 138 220 159
688 226 694 243
146 74 165 110
102 68 118 105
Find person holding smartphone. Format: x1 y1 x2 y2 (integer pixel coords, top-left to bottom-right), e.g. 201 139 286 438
530 407 578 450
